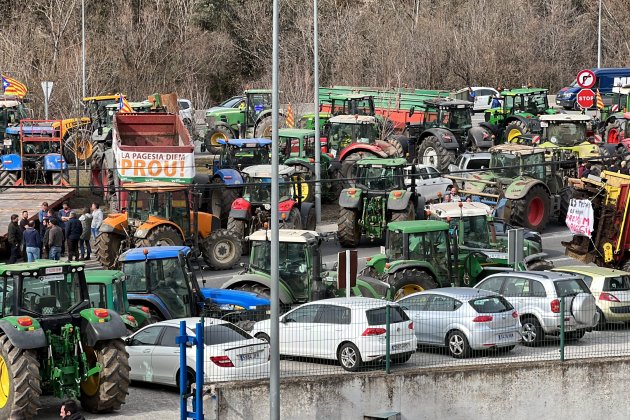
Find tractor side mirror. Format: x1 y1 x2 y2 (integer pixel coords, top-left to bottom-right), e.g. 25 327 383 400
408 107 415 117
178 251 186 267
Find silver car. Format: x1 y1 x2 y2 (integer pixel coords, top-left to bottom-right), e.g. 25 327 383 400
404 164 452 202
398 287 520 358
474 271 599 346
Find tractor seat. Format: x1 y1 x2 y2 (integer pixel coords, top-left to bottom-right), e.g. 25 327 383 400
37 296 58 315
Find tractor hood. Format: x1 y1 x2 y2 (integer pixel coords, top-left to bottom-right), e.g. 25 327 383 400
200 287 270 310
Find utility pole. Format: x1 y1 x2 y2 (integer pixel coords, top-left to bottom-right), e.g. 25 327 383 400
597 0 602 68
313 0 321 224
270 0 280 417
82 0 86 98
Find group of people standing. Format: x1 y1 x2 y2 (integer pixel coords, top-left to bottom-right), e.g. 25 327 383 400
7 201 104 263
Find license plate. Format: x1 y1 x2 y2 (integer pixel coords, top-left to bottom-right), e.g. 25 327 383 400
240 350 262 361
497 333 514 341
392 343 408 351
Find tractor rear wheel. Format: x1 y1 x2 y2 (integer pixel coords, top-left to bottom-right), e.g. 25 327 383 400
558 186 574 224
338 208 361 248
206 126 232 153
282 208 302 229
509 184 551 232
64 128 94 165
526 259 554 271
210 177 239 228
80 339 130 413
136 225 184 248
340 151 375 185
95 232 124 269
416 136 455 173
386 136 405 157
504 120 529 143
391 202 415 222
52 171 69 186
202 229 242 270
227 216 247 240
0 170 18 192
604 120 623 144
0 335 41 419
233 283 271 299
389 269 438 300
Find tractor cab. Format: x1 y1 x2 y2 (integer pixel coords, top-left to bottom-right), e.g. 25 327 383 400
83 95 124 128
240 165 296 206
326 114 380 156
488 144 547 182
0 97 29 139
325 93 375 116
354 157 407 192
496 89 549 116
536 114 601 160
427 202 496 251
410 98 473 135
278 128 325 160
213 138 272 172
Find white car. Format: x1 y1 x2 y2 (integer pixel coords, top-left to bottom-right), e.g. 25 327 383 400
178 99 194 124
251 298 417 372
453 87 500 112
126 318 270 387
405 164 452 201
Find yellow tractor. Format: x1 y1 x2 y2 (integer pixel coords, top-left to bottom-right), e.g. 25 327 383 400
94 181 242 270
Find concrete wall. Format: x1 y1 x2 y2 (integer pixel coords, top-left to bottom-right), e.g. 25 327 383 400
205 357 630 420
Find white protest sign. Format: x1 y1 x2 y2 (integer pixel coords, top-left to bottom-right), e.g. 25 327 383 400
114 149 195 183
565 199 594 237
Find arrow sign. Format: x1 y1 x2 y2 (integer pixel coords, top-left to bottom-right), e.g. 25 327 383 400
576 69 596 89
577 88 595 109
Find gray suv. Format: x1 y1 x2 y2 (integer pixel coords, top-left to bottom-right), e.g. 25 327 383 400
474 271 599 346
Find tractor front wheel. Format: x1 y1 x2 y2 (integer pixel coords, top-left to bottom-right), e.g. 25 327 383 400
509 184 551 232
255 117 274 138
202 229 242 270
206 126 232 153
389 269 438 300
0 335 41 419
136 225 184 248
95 232 124 269
338 208 361 248
80 339 130 413
504 120 529 143
391 202 415 222
210 177 239 228
416 136 455 174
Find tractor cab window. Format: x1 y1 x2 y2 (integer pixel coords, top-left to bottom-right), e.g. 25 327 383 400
387 231 404 260
251 240 310 300
151 258 191 318
112 278 127 314
423 106 439 128
356 165 400 190
87 283 107 308
350 99 374 116
490 153 519 178
231 145 271 166
521 153 545 180
123 261 148 292
408 231 450 281
20 272 82 315
447 108 472 129
0 277 15 317
547 123 586 146
450 216 490 248
247 94 271 122
279 137 300 158
303 136 316 157
23 140 59 156
244 178 293 204
329 123 377 150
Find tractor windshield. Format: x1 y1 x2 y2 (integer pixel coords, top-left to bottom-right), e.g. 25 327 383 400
20 272 82 315
508 94 548 115
244 178 293 204
250 240 311 300
387 230 404 260
443 108 472 130
129 190 189 229
328 122 378 153
449 216 490 249
520 153 545 180
356 165 402 190
490 153 519 178
331 99 374 116
112 278 127 314
124 258 192 318
225 145 270 167
546 122 586 146
407 230 451 282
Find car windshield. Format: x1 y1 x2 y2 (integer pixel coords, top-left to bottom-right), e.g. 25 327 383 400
469 296 513 313
250 241 311 299
20 272 82 315
243 177 293 204
328 122 377 152
204 323 251 345
554 278 590 297
356 165 401 190
490 153 519 178
604 276 630 292
547 122 586 146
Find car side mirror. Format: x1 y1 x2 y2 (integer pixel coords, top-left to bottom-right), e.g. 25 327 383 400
124 337 132 345
280 317 287 323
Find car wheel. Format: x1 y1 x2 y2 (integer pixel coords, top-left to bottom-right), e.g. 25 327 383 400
521 317 544 346
337 342 363 372
596 308 607 330
447 330 471 358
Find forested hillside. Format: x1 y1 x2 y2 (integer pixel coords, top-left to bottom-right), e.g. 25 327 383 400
1 0 627 115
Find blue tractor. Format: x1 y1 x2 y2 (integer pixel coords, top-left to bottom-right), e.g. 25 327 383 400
0 120 69 189
202 138 272 226
120 246 270 323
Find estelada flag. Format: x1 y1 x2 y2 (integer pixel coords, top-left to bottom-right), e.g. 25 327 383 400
596 89 605 110
1 75 28 98
118 94 133 113
285 103 295 128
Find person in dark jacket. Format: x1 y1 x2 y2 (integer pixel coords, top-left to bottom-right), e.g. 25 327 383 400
48 218 63 260
64 211 82 262
23 221 42 262
79 208 92 260
60 399 85 420
7 214 21 263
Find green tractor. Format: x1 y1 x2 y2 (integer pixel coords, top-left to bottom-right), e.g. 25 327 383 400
204 89 283 152
0 261 129 417
298 92 385 133
338 157 422 247
0 95 30 140
461 143 572 232
483 88 558 143
85 270 152 334
279 128 336 202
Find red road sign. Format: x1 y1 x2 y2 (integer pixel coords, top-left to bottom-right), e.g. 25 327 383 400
577 88 595 109
576 69 596 89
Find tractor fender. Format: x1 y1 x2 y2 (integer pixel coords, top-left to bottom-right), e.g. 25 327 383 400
0 153 22 170
420 128 459 150
100 213 128 235
299 202 314 228
523 252 551 266
214 121 236 135
338 143 388 161
506 115 541 133
339 188 362 209
229 198 252 220
222 275 293 305
363 254 388 275
127 294 173 320
135 219 185 239
43 153 68 171
213 169 244 185
285 158 315 174
0 319 47 350
467 126 494 150
387 190 412 211
387 261 437 277
81 310 128 347
504 178 550 200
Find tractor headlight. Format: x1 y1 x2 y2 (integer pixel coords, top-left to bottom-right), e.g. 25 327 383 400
135 229 147 237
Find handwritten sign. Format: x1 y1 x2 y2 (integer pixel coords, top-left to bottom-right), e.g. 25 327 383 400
566 199 594 237
114 149 195 183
